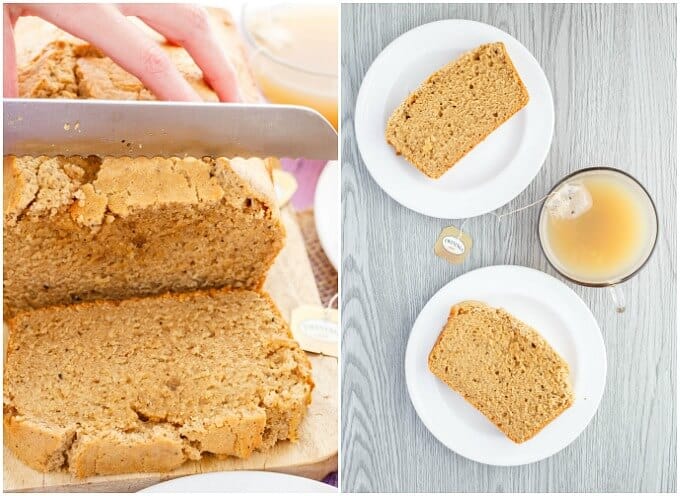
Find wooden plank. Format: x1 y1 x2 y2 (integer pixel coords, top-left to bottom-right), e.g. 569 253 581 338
5 207 338 492
341 3 676 492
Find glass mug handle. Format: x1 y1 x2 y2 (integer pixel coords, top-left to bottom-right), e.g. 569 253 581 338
608 285 626 313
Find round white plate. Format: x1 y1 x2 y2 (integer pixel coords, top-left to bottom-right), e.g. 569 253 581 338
355 20 554 219
405 265 606 466
139 471 336 493
314 160 340 270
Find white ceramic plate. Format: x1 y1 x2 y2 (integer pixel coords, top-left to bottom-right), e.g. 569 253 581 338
139 471 336 493
405 265 606 466
355 20 554 219
314 160 340 270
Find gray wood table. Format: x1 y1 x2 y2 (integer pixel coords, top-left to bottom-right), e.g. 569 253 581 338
340 3 676 492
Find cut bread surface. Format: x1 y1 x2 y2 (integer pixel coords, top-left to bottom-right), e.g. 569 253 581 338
386 42 529 179
3 155 285 317
4 289 314 477
428 301 574 443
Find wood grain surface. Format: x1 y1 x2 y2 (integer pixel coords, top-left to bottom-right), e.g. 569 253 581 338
340 3 676 492
5 207 338 492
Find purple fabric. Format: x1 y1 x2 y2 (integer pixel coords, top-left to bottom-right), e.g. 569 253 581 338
280 158 327 211
322 471 338 487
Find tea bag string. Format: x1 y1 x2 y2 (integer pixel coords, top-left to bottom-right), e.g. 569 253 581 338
327 293 338 309
324 293 338 319
452 191 557 243
493 192 554 221
455 218 469 240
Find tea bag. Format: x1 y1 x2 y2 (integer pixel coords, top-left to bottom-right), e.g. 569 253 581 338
290 302 338 357
272 169 298 207
434 226 473 264
433 181 593 264
544 181 592 220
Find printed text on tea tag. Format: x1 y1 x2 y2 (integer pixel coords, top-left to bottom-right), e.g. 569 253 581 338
291 305 338 357
434 226 473 264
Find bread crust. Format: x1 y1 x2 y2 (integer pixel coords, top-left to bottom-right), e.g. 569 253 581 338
3 414 76 472
68 428 188 478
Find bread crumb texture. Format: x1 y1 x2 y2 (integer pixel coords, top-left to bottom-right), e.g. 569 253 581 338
3 155 285 317
386 42 529 179
4 289 314 477
428 301 574 443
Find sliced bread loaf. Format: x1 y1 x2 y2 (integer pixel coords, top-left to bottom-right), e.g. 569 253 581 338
386 42 529 179
428 301 573 443
3 155 285 317
4 289 313 477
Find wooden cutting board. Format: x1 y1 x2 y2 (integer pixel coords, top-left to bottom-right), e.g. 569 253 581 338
3 206 338 492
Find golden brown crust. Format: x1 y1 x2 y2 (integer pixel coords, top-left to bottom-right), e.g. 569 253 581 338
68 428 188 478
3 414 76 472
5 156 280 224
4 156 37 226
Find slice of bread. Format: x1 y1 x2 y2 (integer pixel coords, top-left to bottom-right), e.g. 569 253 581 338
4 289 314 478
3 155 285 318
428 301 574 443
386 42 529 179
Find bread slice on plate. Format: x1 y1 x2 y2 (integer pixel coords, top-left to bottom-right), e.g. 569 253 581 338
386 42 529 179
428 301 573 443
4 289 313 478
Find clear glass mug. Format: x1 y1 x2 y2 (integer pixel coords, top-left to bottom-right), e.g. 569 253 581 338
538 167 658 312
241 2 339 130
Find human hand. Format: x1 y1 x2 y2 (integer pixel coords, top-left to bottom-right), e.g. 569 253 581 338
3 3 241 101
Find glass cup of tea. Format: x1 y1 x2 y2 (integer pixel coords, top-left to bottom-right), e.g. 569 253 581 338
242 2 339 130
538 167 658 312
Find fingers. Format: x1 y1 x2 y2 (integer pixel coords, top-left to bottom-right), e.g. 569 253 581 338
118 3 241 102
22 3 201 101
3 5 18 97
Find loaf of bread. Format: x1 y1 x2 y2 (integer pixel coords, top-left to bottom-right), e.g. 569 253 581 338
386 42 529 179
428 301 574 443
3 155 285 317
6 10 314 480
14 8 261 102
5 9 281 317
4 288 313 477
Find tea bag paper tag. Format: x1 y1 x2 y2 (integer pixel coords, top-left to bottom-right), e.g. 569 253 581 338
434 226 472 264
290 305 338 357
545 181 592 220
272 169 298 208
